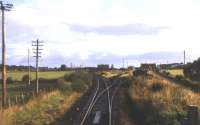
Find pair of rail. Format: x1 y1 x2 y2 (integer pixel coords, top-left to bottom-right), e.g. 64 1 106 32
80 77 122 125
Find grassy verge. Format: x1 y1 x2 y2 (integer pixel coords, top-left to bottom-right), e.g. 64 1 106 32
128 73 200 125
0 71 93 125
0 90 82 125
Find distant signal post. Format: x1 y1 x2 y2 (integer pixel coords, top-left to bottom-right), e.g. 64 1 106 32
0 1 13 108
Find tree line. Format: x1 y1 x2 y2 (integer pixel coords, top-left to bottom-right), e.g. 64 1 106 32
0 64 73 71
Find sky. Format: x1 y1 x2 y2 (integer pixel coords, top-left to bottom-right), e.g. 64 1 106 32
0 0 200 68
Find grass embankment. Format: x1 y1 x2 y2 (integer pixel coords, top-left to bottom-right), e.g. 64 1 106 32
0 71 93 125
160 69 200 93
101 71 120 78
128 73 200 125
0 91 82 125
100 70 132 79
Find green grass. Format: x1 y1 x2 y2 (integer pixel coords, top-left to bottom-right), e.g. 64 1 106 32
0 71 93 125
0 91 83 125
0 71 73 96
0 71 92 108
165 69 184 77
1 71 72 81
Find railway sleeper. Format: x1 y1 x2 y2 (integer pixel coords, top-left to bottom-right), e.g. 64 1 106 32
93 111 101 125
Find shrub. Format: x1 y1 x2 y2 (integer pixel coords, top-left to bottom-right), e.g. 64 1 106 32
184 58 200 81
175 75 184 81
71 79 88 92
21 74 29 83
151 83 164 92
56 78 72 90
133 69 147 76
7 77 14 84
63 72 92 92
63 73 74 81
162 71 170 76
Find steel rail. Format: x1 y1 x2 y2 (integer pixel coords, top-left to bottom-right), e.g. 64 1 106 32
80 79 100 125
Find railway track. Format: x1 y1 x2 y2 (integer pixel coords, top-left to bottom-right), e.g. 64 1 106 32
79 76 122 125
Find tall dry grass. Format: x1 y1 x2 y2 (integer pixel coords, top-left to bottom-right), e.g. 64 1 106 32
0 90 82 125
129 73 200 125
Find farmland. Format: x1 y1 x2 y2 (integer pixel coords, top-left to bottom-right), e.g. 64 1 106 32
1 71 72 82
164 69 184 77
0 71 74 99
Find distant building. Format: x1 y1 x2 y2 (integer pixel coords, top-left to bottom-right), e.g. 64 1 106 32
39 67 49 71
97 64 109 70
140 63 156 71
158 63 184 69
84 67 97 72
127 66 134 70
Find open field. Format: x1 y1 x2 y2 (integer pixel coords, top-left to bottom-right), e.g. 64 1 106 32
164 69 184 77
0 71 73 98
0 71 73 81
100 71 120 78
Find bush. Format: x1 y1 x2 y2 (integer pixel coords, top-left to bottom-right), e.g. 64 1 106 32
21 74 29 83
39 78 49 83
162 71 170 76
63 72 93 92
71 78 88 92
56 78 72 90
151 83 164 92
133 69 147 76
184 58 200 81
175 75 184 81
63 73 74 81
7 77 14 84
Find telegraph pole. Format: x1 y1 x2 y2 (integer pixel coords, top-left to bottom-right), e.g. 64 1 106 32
28 49 31 85
123 58 125 69
184 50 186 65
32 39 43 94
0 1 13 108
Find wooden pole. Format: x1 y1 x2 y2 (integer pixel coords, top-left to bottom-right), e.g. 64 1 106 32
1 4 6 108
0 0 13 109
36 39 39 94
28 49 31 85
32 39 43 95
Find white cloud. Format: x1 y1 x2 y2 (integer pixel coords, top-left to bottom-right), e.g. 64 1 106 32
2 0 200 66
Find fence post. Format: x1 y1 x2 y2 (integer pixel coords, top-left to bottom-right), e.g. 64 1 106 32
8 97 11 107
21 93 24 104
15 95 18 104
187 105 198 125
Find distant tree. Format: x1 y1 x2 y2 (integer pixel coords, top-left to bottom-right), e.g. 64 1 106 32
7 77 13 84
184 58 200 80
22 74 29 83
60 64 67 71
